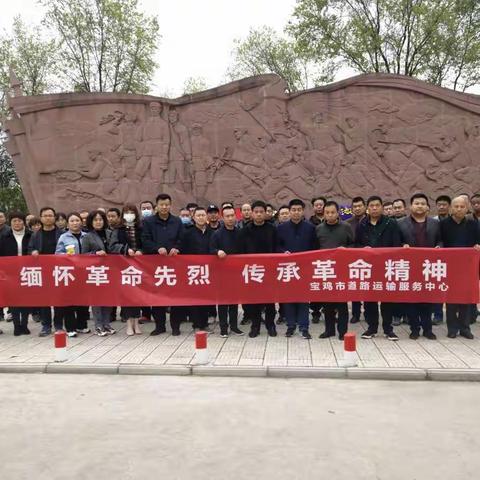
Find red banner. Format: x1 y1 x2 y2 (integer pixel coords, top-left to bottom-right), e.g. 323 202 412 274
0 248 477 306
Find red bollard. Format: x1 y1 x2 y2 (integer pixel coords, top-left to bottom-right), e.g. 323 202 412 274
54 330 68 362
343 332 358 366
194 331 209 364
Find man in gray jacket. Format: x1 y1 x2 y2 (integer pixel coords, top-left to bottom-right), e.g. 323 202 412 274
398 193 441 340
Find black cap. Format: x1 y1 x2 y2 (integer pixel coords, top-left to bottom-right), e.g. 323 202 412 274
207 204 219 213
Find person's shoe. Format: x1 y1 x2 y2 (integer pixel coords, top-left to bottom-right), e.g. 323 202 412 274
22 326 30 335
0 329 3 334
423 332 437 340
150 326 166 336
350 316 360 324
32 314 41 323
95 327 107 337
76 328 91 334
447 332 457 339
301 330 312 340
133 319 142 335
126 318 135 336
248 329 259 338
267 327 277 337
13 325 22 336
220 331 228 338
460 330 474 339
240 318 250 325
39 329 51 337
5 313 13 322
285 327 295 337
230 327 244 336
409 332 419 340
311 313 320 324
361 330 376 339
103 325 116 335
338 334 345 341
319 331 334 339
66 331 77 338
171 329 181 337
392 316 401 326
386 331 399 341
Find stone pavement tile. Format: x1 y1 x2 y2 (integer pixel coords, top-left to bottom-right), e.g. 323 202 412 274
420 340 468 368
118 336 166 364
287 336 312 367
143 345 181 365
439 339 480 368
64 334 113 362
397 340 441 368
263 336 288 366
214 336 247 366
310 338 337 367
355 340 389 367
238 335 267 366
166 333 196 365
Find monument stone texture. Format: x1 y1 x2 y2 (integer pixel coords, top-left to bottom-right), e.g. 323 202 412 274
2 73 480 212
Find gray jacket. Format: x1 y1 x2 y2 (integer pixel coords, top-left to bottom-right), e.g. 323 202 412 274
397 216 442 247
81 230 113 254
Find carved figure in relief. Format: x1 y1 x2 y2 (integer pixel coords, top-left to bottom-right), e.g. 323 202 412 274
166 108 192 189
190 123 215 199
135 101 170 182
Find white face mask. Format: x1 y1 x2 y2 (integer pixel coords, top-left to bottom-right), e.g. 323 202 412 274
123 213 136 223
141 209 153 218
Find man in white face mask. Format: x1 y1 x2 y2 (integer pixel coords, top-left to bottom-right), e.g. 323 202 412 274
139 200 154 219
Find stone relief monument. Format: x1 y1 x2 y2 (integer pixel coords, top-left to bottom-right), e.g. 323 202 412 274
3 71 480 212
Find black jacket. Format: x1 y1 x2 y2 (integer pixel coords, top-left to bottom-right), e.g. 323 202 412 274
181 226 212 254
277 220 318 252
0 229 32 257
316 221 354 249
28 227 64 254
236 221 277 254
355 215 402 248
440 216 480 247
141 213 184 254
397 216 441 247
109 226 143 254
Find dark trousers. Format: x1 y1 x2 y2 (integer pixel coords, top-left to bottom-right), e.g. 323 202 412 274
152 306 182 332
218 304 239 333
432 303 444 321
446 304 473 334
407 303 433 334
190 305 209 329
248 303 275 332
10 307 29 328
393 303 407 318
351 301 362 320
364 302 394 334
141 306 152 320
57 306 87 333
284 302 309 331
76 307 89 329
40 307 53 330
208 305 217 319
323 303 348 336
310 302 322 317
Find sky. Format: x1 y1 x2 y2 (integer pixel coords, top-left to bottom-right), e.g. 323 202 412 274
0 0 299 97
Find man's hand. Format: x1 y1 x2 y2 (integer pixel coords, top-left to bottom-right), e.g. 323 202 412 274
128 248 135 256
217 250 227 258
158 247 167 255
403 244 410 248
474 244 480 251
169 248 179 256
31 250 39 256
134 250 143 256
96 250 107 256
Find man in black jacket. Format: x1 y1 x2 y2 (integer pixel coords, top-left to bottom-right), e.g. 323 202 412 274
398 193 441 340
236 200 278 338
142 193 184 336
0 212 32 336
28 206 65 337
180 207 212 333
356 196 401 341
210 205 244 337
440 196 480 339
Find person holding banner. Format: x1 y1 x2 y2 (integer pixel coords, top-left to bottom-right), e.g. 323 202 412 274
398 193 441 340
55 212 89 337
277 198 318 340
0 212 32 336
210 205 244 337
440 196 480 339
142 193 184 336
355 196 402 341
237 200 278 338
316 200 354 340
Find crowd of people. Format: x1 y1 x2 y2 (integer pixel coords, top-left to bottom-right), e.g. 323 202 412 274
0 191 479 342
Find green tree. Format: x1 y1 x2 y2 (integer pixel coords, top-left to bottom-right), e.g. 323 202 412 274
182 76 209 95
289 0 480 91
41 0 160 93
227 26 331 92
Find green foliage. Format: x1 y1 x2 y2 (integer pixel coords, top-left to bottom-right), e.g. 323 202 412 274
289 0 480 91
182 76 209 95
227 26 332 92
41 0 160 93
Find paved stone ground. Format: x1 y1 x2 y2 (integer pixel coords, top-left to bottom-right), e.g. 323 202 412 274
1 312 480 369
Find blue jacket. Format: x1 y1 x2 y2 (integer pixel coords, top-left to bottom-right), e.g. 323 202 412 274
141 213 184 254
55 230 87 254
277 220 318 253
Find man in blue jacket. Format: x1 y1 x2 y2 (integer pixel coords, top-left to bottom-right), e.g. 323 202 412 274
277 199 318 339
142 193 184 336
